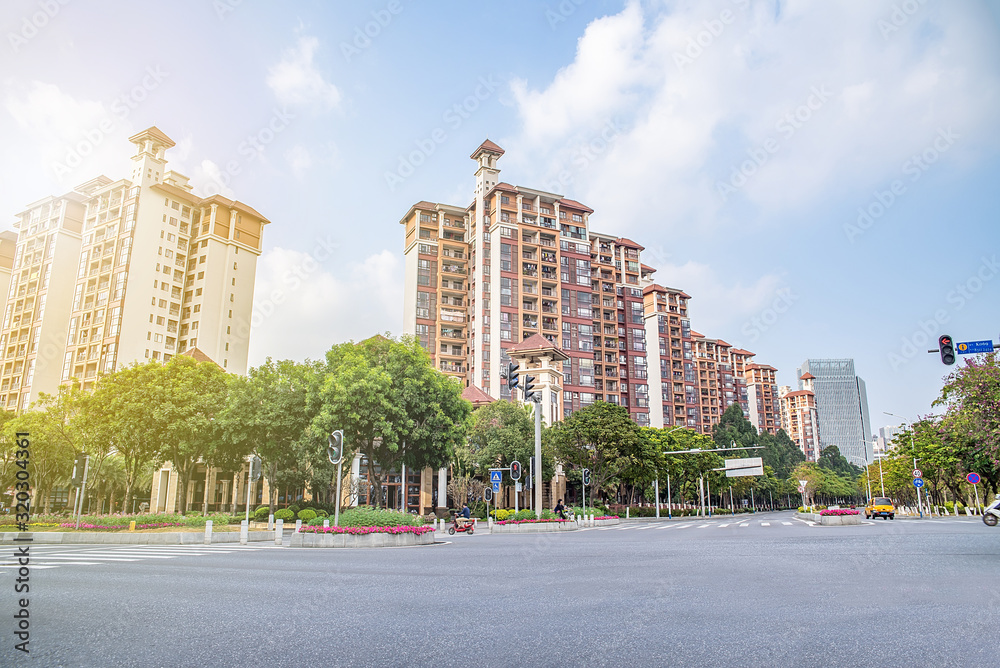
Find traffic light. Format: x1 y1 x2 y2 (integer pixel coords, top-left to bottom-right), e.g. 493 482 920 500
507 361 519 392
523 375 537 402
938 334 955 365
582 468 591 486
483 486 493 502
327 430 344 464
249 455 262 482
510 460 522 481
71 454 87 485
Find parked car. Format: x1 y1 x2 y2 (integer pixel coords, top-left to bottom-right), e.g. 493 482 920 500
865 497 895 520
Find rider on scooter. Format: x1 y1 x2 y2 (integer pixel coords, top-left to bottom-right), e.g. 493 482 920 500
457 503 472 528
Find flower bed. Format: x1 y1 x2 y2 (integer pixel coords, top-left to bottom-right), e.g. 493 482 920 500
493 518 570 526
291 524 436 548
299 525 434 536
59 522 184 531
819 509 859 516
595 516 619 520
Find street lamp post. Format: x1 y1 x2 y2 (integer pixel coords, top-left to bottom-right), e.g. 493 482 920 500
656 426 685 520
885 412 922 518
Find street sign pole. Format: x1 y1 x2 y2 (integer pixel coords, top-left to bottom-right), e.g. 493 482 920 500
974 483 981 515
75 455 90 530
654 477 660 518
333 457 344 527
666 474 672 519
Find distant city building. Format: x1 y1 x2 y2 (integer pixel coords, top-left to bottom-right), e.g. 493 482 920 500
796 358 872 466
0 127 269 415
778 373 821 461
873 425 902 458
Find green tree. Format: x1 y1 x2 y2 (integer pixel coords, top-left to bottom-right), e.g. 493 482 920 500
935 353 1000 497
311 335 470 508
759 429 805 480
217 358 324 512
817 445 861 477
712 403 758 450
549 401 641 502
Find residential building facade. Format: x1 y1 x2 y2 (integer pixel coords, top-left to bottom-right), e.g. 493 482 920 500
401 140 779 437
0 126 269 414
778 373 821 461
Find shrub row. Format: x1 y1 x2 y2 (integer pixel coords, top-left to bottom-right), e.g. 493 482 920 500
305 506 422 528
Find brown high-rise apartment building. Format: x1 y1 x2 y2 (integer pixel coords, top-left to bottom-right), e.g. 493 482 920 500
401 140 779 431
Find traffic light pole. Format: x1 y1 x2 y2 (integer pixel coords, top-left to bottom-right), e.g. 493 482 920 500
74 455 90 530
333 457 344 527
534 395 542 518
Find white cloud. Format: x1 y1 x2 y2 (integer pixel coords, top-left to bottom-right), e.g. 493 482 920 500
4 81 133 188
507 1 1000 229
247 247 402 366
650 258 785 337
266 36 341 110
284 144 312 179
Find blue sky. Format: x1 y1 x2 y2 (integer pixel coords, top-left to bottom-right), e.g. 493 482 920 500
2 0 998 436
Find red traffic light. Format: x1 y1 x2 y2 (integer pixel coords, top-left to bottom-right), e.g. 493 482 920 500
938 334 955 365
510 460 522 481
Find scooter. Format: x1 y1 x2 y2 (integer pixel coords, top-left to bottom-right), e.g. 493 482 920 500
448 516 475 535
983 498 1000 527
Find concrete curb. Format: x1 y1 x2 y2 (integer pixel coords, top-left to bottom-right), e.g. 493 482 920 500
490 522 580 534
0 531 274 545
290 531 436 548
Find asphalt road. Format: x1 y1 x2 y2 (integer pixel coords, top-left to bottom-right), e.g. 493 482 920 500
3 511 998 667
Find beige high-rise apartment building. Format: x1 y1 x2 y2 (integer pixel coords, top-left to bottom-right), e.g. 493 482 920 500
745 362 780 435
778 373 821 460
1 127 269 410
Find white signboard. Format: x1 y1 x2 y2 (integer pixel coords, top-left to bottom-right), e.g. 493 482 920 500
725 457 764 478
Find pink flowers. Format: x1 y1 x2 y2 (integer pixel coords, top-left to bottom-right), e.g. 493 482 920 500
58 522 184 530
595 516 619 520
299 525 435 536
818 509 860 516
493 518 569 525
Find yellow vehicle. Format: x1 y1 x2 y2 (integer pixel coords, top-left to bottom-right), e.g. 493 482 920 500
866 497 895 520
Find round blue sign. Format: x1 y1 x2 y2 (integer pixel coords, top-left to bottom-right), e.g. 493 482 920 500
967 472 980 484
913 478 924 488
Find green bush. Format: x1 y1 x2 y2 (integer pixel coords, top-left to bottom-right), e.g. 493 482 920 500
184 513 231 527
314 509 328 518
274 509 294 521
253 506 271 521
297 509 317 522
307 516 329 526
288 504 301 515
337 506 422 528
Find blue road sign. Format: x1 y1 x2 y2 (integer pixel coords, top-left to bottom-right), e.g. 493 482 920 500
490 470 502 483
913 478 924 488
956 340 994 355
492 481 501 493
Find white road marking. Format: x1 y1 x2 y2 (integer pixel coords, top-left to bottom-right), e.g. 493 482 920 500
739 523 749 527
782 522 793 525
761 523 770 526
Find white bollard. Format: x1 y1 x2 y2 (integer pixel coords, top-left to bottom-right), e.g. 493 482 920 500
626 507 630 519
204 520 213 545
323 519 330 528
295 519 302 533
240 519 248 545
275 519 284 545
268 514 274 531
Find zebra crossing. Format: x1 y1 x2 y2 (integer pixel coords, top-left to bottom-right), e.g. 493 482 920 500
589 519 801 532
0 543 275 571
